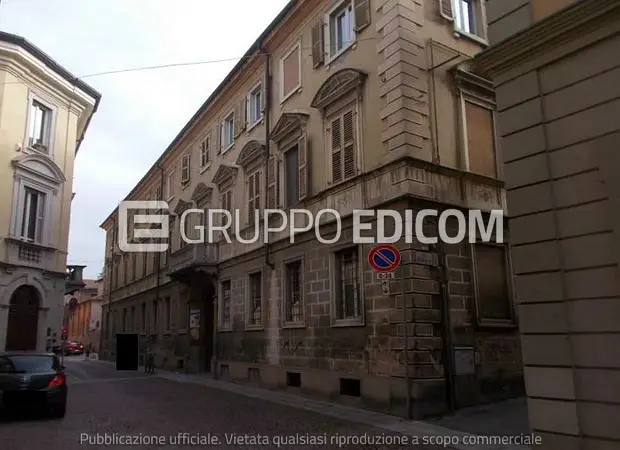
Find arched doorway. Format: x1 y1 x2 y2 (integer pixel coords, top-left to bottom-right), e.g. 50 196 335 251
5 285 40 351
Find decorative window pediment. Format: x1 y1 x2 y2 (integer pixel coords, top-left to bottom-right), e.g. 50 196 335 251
310 68 367 111
236 140 266 168
11 153 66 185
173 199 193 216
453 64 494 98
271 112 309 143
212 164 239 189
191 182 214 205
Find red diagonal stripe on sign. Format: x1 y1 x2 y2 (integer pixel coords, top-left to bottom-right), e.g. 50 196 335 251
375 249 394 266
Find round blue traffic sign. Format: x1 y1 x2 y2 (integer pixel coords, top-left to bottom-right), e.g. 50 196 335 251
368 245 401 272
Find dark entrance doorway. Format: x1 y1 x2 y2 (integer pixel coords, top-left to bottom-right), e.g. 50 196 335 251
6 285 40 351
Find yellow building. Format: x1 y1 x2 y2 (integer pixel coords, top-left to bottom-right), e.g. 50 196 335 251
101 0 521 418
0 31 100 353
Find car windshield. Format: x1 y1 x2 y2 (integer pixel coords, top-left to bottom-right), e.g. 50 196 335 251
7 355 55 373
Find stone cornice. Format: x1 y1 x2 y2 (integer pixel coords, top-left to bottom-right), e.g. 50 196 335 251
474 0 620 78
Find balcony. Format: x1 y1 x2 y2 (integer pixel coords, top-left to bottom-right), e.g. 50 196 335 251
166 243 218 283
66 265 86 295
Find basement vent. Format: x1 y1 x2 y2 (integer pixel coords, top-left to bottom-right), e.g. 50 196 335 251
219 364 230 378
340 378 361 397
248 367 260 383
286 372 301 388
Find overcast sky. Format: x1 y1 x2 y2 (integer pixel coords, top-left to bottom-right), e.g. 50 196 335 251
0 0 289 278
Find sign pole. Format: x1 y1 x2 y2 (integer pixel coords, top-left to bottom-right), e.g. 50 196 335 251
401 264 411 420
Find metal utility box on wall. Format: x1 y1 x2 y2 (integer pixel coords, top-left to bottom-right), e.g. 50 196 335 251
115 333 139 371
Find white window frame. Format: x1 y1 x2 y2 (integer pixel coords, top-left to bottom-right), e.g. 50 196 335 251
219 278 233 331
19 186 46 244
452 0 488 45
245 270 264 329
279 41 302 104
10 170 58 247
181 153 191 185
24 92 57 156
330 244 364 327
221 111 235 153
165 170 175 201
247 81 263 130
200 136 211 171
458 90 499 177
325 0 356 64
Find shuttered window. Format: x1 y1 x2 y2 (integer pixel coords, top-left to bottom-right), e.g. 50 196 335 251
281 43 300 101
465 101 497 178
181 153 191 184
329 107 357 184
473 244 513 325
247 170 261 224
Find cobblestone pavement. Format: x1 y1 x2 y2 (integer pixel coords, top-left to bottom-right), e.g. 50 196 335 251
0 357 442 450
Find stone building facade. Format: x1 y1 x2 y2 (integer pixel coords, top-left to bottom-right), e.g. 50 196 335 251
100 0 522 418
477 0 620 446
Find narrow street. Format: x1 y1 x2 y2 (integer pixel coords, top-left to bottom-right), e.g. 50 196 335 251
0 357 433 449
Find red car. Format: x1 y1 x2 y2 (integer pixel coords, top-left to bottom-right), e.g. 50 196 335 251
63 341 83 356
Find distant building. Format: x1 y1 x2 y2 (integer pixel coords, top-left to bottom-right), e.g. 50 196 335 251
0 31 101 352
64 278 104 352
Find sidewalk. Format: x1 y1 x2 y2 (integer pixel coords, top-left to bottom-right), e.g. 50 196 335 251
91 359 532 450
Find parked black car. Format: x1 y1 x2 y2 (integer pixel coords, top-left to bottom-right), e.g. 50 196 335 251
0 352 67 418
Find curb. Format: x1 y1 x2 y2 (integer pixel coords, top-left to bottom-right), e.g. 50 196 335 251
86 359 531 450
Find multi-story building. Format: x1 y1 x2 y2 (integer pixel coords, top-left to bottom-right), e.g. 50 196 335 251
0 32 101 353
65 278 103 352
476 0 620 446
100 0 522 418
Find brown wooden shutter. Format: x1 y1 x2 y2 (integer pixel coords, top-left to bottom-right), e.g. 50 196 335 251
438 0 454 20
331 117 342 183
248 173 254 223
353 0 371 32
298 132 308 201
343 110 356 179
311 20 324 68
465 102 497 178
282 46 300 98
267 155 276 208
238 97 247 135
213 123 221 154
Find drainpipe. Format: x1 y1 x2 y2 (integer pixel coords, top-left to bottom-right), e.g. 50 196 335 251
154 163 165 332
436 222 456 414
103 215 117 360
263 47 274 270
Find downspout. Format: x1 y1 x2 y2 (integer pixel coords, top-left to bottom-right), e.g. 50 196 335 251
105 215 117 360
154 163 165 322
263 47 274 270
436 225 456 414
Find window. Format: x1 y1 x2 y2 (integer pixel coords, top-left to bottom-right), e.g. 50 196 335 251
131 306 135 331
221 189 233 229
20 187 45 243
472 244 514 325
165 170 175 199
247 272 262 327
164 297 171 330
284 260 303 324
155 185 162 200
463 98 497 178
152 300 158 333
334 247 361 322
200 137 210 168
27 99 52 152
221 112 235 151
130 253 136 281
180 215 190 249
284 146 299 208
181 154 191 184
122 308 127 331
280 43 301 102
247 170 261 224
329 108 357 184
220 280 232 329
248 84 263 127
447 0 487 40
328 1 354 57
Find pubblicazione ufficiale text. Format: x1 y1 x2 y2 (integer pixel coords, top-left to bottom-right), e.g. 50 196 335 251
80 432 542 447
